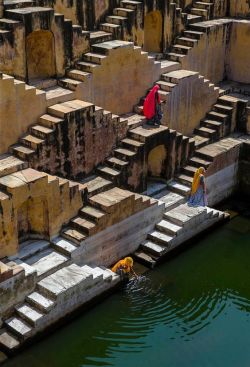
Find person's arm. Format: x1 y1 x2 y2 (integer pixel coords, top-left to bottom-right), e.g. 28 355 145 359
131 266 138 277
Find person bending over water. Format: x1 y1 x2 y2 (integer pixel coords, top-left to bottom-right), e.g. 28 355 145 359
143 85 162 126
188 167 208 207
112 257 137 278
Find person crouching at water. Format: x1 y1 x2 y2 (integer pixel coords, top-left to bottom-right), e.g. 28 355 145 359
112 257 137 278
143 85 162 126
188 167 208 207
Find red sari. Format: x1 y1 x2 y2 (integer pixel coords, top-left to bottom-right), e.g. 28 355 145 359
143 85 161 119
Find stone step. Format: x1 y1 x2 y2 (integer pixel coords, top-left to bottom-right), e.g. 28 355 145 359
30 124 54 140
15 304 44 327
71 216 97 236
192 135 210 148
61 227 87 245
121 138 144 151
100 22 121 38
23 248 70 280
76 61 99 73
148 230 174 247
175 173 193 186
8 240 50 262
194 1 213 10
201 119 222 132
90 266 113 281
114 147 136 160
44 86 75 106
213 103 233 114
207 111 229 122
0 154 27 178
106 15 127 25
51 237 78 257
90 31 113 45
38 113 64 128
37 264 94 300
182 165 197 177
26 291 55 313
194 126 217 139
80 205 106 225
83 52 107 64
189 156 211 169
167 180 191 196
164 204 208 227
133 251 157 268
166 52 186 62
141 240 167 257
156 80 177 92
155 190 186 211
81 265 104 282
183 30 204 40
10 144 36 161
57 78 82 91
186 14 203 24
97 165 121 181
66 69 91 82
20 134 45 150
191 7 208 17
0 330 20 352
177 36 198 47
79 175 113 197
121 0 141 10
106 156 129 170
172 44 192 54
156 219 182 236
113 7 134 17
5 317 32 340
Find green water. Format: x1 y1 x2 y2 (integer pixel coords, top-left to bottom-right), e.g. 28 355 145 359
4 200 250 367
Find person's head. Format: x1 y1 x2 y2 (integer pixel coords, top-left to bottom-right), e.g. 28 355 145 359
199 167 206 175
125 257 133 267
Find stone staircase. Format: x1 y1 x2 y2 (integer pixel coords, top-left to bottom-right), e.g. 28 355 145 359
9 99 128 178
134 68 219 134
166 11 215 64
61 187 155 245
134 202 226 267
94 121 196 192
189 0 214 20
0 262 119 352
99 0 143 42
191 94 237 149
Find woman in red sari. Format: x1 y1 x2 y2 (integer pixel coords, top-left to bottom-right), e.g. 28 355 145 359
143 85 162 126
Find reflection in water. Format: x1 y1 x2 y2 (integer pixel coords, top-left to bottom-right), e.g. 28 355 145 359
4 212 250 367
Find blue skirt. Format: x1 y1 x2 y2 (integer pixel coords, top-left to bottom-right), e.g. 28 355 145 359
188 186 208 207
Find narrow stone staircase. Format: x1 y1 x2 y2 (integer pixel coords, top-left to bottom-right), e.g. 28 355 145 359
134 202 226 267
99 0 143 42
61 187 154 245
0 262 120 352
189 0 214 20
192 94 236 149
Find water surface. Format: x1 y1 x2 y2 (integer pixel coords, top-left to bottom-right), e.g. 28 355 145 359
4 201 250 367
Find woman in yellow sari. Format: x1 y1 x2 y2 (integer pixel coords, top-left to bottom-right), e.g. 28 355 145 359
188 167 208 207
112 257 137 278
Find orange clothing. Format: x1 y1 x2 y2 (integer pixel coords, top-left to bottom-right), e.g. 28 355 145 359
112 259 132 274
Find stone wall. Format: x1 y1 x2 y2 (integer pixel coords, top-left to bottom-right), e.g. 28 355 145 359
182 20 250 84
79 41 164 115
26 100 128 179
0 75 46 155
205 138 242 205
238 139 250 196
226 20 250 83
0 169 83 257
71 201 165 266
182 20 232 84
